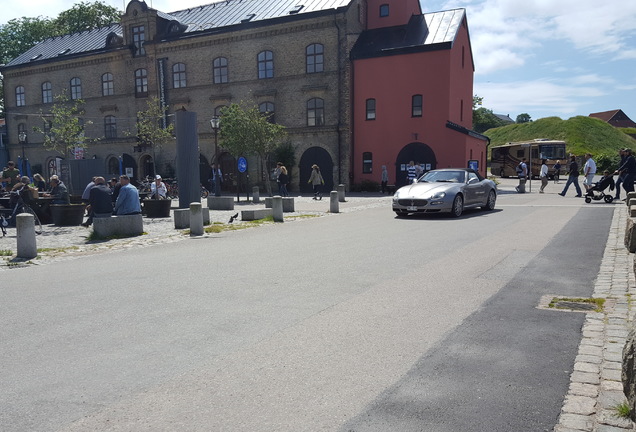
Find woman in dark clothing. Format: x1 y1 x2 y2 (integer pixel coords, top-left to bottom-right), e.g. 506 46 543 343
277 166 289 197
33 173 46 192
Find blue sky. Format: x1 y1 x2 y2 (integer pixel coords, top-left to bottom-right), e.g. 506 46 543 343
3 0 635 123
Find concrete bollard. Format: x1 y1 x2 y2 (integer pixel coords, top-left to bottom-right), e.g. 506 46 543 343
337 184 346 202
16 213 37 259
252 186 260 203
272 195 284 222
174 209 190 229
202 208 210 225
190 202 204 236
330 191 339 213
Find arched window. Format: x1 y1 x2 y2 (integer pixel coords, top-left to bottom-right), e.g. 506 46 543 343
135 69 148 97
366 98 376 120
412 94 423 117
102 73 114 96
15 86 25 106
70 78 82 100
42 82 52 104
307 98 324 126
259 102 275 123
214 105 227 117
306 43 324 73
173 63 186 88
104 116 117 139
213 57 228 84
257 50 274 79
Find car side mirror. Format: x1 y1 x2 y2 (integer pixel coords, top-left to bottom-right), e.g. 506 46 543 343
468 177 478 185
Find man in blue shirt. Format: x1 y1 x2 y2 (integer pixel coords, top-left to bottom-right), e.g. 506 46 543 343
114 175 141 215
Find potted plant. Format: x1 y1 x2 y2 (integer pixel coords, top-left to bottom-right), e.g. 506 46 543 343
143 198 172 218
50 203 85 226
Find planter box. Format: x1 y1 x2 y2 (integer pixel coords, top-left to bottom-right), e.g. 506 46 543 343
143 199 172 218
50 204 85 226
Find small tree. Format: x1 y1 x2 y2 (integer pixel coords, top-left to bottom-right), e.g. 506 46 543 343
219 103 287 196
131 97 175 177
34 92 98 157
516 113 532 124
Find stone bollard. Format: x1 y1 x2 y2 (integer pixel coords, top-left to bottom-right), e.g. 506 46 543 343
272 195 284 222
626 217 636 253
330 190 339 213
190 202 204 236
252 186 260 203
337 184 346 202
16 213 37 259
174 209 190 229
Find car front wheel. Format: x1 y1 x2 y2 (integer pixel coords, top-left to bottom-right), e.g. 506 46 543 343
483 190 496 211
450 194 463 218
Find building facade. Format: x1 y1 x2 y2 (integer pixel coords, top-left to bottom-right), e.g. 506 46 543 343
1 0 486 193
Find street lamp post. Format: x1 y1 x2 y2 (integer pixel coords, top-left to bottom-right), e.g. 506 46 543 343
210 116 221 197
18 131 27 175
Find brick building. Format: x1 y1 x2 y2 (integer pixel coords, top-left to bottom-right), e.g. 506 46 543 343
1 0 485 193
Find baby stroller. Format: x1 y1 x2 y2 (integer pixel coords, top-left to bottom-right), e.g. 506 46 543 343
584 175 615 203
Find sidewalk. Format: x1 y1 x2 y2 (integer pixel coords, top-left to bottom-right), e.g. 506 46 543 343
554 204 636 431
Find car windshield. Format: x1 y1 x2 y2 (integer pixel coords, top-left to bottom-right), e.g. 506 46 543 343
419 170 465 183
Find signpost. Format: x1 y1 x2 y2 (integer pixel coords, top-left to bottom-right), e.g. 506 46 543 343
237 157 247 201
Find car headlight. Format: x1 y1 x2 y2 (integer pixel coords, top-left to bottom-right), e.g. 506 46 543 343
429 191 446 199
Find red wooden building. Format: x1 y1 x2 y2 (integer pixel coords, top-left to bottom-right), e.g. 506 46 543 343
351 0 488 186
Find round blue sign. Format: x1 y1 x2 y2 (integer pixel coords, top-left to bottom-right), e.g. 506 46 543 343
237 157 247 173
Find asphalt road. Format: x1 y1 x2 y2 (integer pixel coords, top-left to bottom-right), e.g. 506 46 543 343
0 188 614 431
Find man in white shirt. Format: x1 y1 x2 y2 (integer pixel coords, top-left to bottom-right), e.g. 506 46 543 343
583 153 596 191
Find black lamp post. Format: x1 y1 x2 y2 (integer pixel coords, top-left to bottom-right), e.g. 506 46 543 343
18 131 27 175
210 116 221 197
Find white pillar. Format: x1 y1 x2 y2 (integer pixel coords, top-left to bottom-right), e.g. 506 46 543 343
272 196 284 222
189 202 204 236
330 191 339 213
16 213 37 259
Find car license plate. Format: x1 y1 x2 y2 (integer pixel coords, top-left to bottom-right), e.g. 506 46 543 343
407 206 418 211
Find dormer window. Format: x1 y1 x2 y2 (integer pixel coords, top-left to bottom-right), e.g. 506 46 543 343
241 14 256 23
289 5 304 14
380 4 389 17
132 25 146 56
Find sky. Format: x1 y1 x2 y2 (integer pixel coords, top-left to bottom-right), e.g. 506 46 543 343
1 0 635 123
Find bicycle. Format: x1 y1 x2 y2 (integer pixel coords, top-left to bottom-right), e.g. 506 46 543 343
162 179 208 199
0 190 43 236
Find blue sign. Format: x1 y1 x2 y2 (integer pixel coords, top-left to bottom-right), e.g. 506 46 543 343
237 157 247 173
468 160 479 171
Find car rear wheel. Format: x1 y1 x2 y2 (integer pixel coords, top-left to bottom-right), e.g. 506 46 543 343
483 190 496 211
450 194 463 217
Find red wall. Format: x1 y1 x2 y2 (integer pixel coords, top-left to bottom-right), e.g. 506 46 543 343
352 19 486 183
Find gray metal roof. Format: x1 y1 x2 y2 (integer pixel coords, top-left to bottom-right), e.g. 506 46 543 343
3 0 351 68
350 9 466 60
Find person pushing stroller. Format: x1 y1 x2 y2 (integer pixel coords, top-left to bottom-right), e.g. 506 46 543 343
584 170 615 203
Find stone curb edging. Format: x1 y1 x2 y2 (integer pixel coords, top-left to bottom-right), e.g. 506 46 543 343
554 206 636 431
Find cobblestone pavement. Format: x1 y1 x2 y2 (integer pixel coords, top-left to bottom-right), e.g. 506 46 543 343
554 205 636 431
0 194 390 270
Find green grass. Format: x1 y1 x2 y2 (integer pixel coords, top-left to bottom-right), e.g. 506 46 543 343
485 116 635 158
0 249 12 256
612 401 631 418
548 297 606 312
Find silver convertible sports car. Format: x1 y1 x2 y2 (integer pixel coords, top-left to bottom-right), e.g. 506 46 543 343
392 168 497 217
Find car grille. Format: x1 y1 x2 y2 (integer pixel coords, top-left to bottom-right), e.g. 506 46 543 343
397 199 428 206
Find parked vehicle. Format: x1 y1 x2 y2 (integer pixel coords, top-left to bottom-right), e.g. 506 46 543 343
491 139 567 178
392 168 497 218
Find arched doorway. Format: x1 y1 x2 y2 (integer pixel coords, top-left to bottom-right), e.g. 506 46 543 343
395 142 437 186
219 152 237 192
199 154 210 190
299 146 334 193
121 153 138 180
106 156 120 177
139 154 154 179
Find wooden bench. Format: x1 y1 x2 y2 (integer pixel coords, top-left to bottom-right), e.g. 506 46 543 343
241 208 273 221
93 214 143 238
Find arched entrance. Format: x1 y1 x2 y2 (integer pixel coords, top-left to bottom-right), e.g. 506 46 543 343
395 142 437 186
299 146 334 193
219 152 237 192
106 156 120 177
139 154 154 179
199 154 210 189
121 153 138 180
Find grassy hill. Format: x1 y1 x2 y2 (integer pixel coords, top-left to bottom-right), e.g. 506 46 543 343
485 116 635 159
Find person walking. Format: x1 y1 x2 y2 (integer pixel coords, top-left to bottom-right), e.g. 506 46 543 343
583 153 596 192
539 159 549 193
277 165 289 197
616 148 636 199
308 164 324 200
406 161 417 184
615 149 627 200
558 155 582 197
380 165 389 194
515 158 528 193
553 160 561 183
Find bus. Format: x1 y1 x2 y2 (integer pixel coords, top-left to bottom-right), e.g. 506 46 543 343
490 139 567 178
